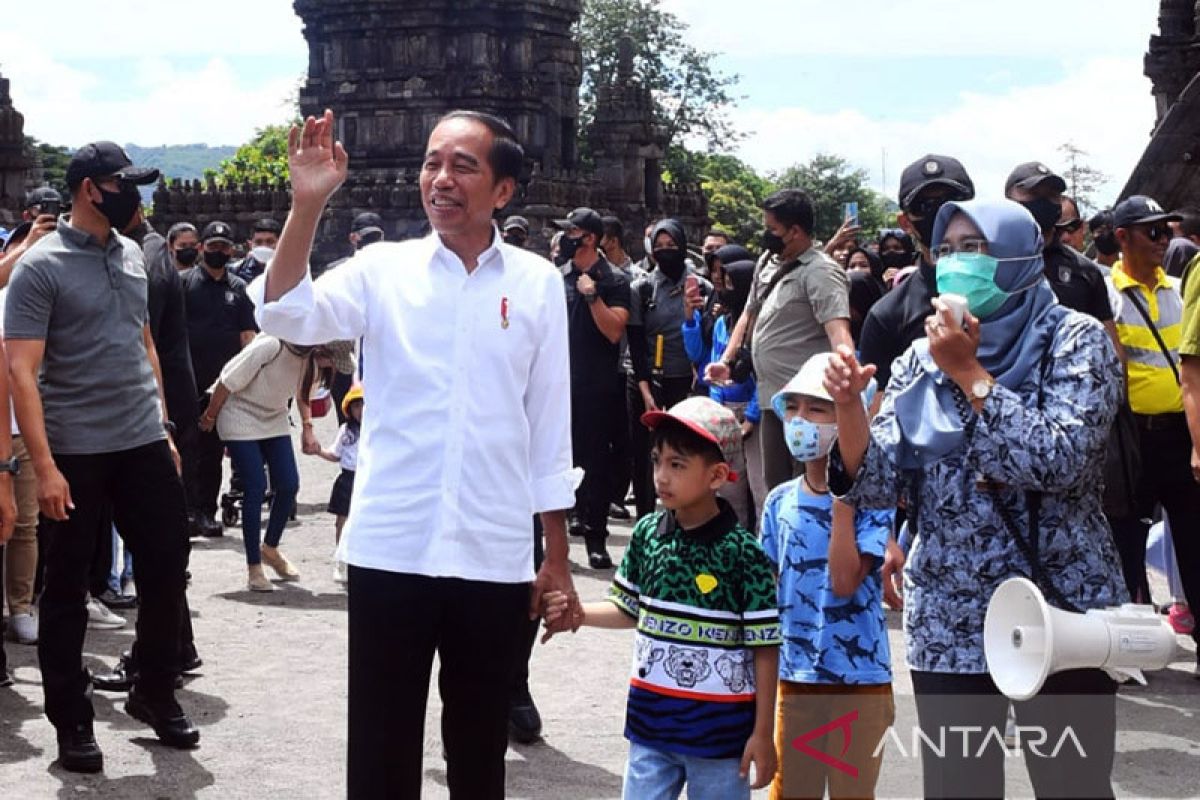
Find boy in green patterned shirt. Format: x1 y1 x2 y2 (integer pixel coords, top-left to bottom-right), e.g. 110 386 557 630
544 396 781 800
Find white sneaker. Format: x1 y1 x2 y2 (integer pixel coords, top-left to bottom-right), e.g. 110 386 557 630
8 612 37 644
333 559 348 585
86 595 126 629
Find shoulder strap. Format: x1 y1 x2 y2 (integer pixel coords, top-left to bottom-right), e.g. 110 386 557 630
1122 285 1180 383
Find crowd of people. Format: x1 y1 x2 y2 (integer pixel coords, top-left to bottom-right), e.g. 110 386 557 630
0 105 1199 800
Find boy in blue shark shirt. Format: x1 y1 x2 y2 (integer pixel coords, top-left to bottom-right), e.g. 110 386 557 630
760 353 894 800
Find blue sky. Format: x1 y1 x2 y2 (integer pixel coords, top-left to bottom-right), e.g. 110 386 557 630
0 0 1163 207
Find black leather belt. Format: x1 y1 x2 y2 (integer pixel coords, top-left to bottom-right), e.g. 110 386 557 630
1132 411 1187 431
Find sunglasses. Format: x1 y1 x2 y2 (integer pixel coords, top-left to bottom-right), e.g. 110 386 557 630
1055 219 1083 234
906 192 967 220
1136 224 1171 242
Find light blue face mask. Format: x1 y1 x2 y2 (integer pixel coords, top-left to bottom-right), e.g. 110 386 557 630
935 252 1036 319
784 415 838 463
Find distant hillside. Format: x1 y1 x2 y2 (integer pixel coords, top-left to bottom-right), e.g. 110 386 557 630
123 144 238 183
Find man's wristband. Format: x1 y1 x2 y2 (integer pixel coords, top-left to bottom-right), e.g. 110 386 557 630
302 420 314 428
584 292 598 304
164 420 177 437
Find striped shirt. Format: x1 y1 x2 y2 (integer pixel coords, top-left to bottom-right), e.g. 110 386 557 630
1108 262 1183 415
608 505 781 758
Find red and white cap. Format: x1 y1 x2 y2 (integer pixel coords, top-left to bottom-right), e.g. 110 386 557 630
641 396 742 482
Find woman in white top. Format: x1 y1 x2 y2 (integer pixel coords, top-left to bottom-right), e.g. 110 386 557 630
199 334 331 591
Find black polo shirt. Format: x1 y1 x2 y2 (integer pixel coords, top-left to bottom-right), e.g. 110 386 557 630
858 259 937 390
181 266 257 393
564 255 632 392
1043 243 1113 323
128 222 199 426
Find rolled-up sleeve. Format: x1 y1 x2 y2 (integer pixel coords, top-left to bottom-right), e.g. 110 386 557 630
247 258 368 346
525 268 576 512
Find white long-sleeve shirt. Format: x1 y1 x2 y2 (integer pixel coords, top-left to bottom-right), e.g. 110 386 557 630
248 233 575 583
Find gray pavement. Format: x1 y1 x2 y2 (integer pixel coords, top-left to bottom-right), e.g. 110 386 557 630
1 415 1199 798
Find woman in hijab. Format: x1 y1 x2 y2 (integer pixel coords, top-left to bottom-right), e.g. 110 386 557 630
845 247 886 345
692 243 755 358
626 219 712 517
824 199 1127 799
682 252 766 528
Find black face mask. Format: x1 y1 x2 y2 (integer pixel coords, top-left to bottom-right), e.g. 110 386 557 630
1019 197 1063 234
94 181 142 231
203 250 231 269
175 247 199 267
502 232 527 248
910 216 938 252
761 231 786 255
880 250 912 271
552 251 570 267
653 248 686 279
558 235 583 263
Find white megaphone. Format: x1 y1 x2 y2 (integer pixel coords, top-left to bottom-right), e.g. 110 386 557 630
984 577 1179 701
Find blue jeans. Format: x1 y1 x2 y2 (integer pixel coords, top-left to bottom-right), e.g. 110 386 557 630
226 436 299 566
623 741 749 800
107 524 134 594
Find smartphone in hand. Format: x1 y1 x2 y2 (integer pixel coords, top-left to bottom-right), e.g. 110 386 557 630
843 201 860 227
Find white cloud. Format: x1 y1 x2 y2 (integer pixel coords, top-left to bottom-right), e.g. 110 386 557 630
734 57 1157 209
0 34 301 147
663 0 1157 59
3 0 305 60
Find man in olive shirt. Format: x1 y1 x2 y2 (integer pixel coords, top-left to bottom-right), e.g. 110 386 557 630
1174 233 1200 678
707 189 852 490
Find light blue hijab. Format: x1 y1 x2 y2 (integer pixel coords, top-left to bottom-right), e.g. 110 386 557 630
885 199 1067 469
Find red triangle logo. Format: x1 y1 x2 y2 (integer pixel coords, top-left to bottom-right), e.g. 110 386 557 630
791 709 860 778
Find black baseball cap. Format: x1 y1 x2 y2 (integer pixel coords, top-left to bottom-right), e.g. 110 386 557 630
24 186 62 208
200 221 235 244
898 155 974 209
351 212 384 236
554 207 604 239
1088 209 1113 232
1112 195 1183 229
502 215 530 233
65 141 160 189
1005 161 1067 195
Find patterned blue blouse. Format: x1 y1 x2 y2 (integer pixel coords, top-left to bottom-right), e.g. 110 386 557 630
835 311 1129 674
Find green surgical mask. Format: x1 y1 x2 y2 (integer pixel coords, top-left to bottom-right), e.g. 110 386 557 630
935 252 1031 319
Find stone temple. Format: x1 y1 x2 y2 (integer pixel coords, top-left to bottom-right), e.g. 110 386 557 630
148 0 708 265
1121 0 1200 207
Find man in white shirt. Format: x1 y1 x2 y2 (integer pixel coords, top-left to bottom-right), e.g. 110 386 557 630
249 109 578 799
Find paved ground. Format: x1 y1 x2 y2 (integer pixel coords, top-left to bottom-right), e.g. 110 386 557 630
1 415 1199 798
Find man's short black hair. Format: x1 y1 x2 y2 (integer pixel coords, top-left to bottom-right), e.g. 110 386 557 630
1175 205 1200 238
167 222 197 245
436 110 525 183
762 189 815 235
254 218 282 235
601 215 624 241
705 229 732 243
650 422 724 467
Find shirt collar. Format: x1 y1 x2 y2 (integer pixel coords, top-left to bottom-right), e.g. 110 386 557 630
657 498 740 546
1112 260 1170 292
58 219 124 254
432 227 504 274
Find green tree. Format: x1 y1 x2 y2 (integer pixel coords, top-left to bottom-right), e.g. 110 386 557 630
772 154 891 243
23 136 71 196
1056 141 1108 216
204 124 293 186
666 149 772 248
577 0 742 153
